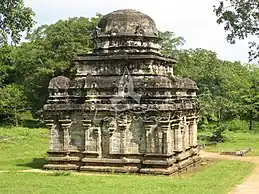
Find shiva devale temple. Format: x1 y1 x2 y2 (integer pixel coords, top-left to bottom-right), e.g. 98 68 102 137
43 9 200 175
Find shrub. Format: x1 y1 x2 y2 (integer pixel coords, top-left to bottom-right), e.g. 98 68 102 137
226 119 249 132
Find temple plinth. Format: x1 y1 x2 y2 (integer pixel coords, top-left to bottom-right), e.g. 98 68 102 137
43 9 201 175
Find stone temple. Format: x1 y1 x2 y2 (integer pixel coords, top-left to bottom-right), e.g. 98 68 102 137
43 9 200 175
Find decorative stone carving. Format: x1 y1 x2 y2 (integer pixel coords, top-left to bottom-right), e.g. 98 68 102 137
49 76 70 90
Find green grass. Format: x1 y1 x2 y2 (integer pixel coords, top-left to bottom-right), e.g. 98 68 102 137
0 127 256 194
201 131 259 156
0 161 254 194
0 127 48 170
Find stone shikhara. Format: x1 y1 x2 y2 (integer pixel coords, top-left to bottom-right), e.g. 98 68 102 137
43 9 201 175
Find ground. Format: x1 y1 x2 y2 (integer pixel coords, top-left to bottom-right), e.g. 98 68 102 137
0 127 258 194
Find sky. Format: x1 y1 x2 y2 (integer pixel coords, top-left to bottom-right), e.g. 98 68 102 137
24 0 250 63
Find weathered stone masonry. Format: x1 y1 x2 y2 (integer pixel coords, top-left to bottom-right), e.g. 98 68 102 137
43 9 201 175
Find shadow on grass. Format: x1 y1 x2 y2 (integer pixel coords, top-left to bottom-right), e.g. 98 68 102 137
20 120 46 129
17 158 47 169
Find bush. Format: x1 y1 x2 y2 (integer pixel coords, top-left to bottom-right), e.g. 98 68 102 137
226 119 249 132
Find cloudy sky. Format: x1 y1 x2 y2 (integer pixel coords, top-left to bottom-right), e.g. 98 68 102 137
24 0 250 63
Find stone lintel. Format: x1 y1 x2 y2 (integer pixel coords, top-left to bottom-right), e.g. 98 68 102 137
159 121 170 125
94 34 161 40
44 104 86 111
43 103 197 112
68 150 81 153
59 119 72 123
82 151 99 156
186 116 198 121
74 54 177 63
45 120 54 123
82 120 92 123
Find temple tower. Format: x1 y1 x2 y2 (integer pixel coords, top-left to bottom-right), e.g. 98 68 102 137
43 9 200 175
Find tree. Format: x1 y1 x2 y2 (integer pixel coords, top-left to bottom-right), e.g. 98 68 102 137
26 16 100 68
176 48 252 131
214 0 259 62
11 16 101 115
239 65 259 130
0 0 35 44
160 31 185 57
0 84 28 126
0 45 15 86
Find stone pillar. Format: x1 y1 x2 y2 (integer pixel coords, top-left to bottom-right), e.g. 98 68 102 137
119 125 127 154
83 119 101 155
108 119 119 154
185 122 190 149
189 121 192 146
174 122 183 152
126 126 134 153
60 119 72 151
83 119 91 151
191 118 198 146
189 118 198 147
181 116 188 150
109 130 120 154
144 123 154 153
160 123 170 154
154 129 160 153
167 124 175 154
46 119 64 151
45 120 54 150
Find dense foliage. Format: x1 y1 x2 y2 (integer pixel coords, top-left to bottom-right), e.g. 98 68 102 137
0 11 100 124
175 49 259 131
0 1 259 132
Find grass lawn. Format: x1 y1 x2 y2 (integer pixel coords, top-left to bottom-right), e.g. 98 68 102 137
0 127 255 194
201 131 259 156
0 161 254 194
0 127 48 170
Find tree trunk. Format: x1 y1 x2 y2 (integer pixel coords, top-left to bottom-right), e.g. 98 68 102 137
14 107 18 127
249 120 253 131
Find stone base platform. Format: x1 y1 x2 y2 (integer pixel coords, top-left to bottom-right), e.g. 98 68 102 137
43 148 201 175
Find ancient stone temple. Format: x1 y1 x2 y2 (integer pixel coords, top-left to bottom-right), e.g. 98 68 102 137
43 9 200 175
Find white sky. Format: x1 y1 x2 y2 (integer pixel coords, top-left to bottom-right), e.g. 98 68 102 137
24 0 250 63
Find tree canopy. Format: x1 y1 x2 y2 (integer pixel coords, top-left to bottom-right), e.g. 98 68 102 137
0 0 35 45
214 0 259 62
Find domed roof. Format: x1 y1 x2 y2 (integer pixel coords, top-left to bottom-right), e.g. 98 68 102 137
97 9 159 37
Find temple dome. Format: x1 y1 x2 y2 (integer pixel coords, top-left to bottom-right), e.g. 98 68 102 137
97 9 159 37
